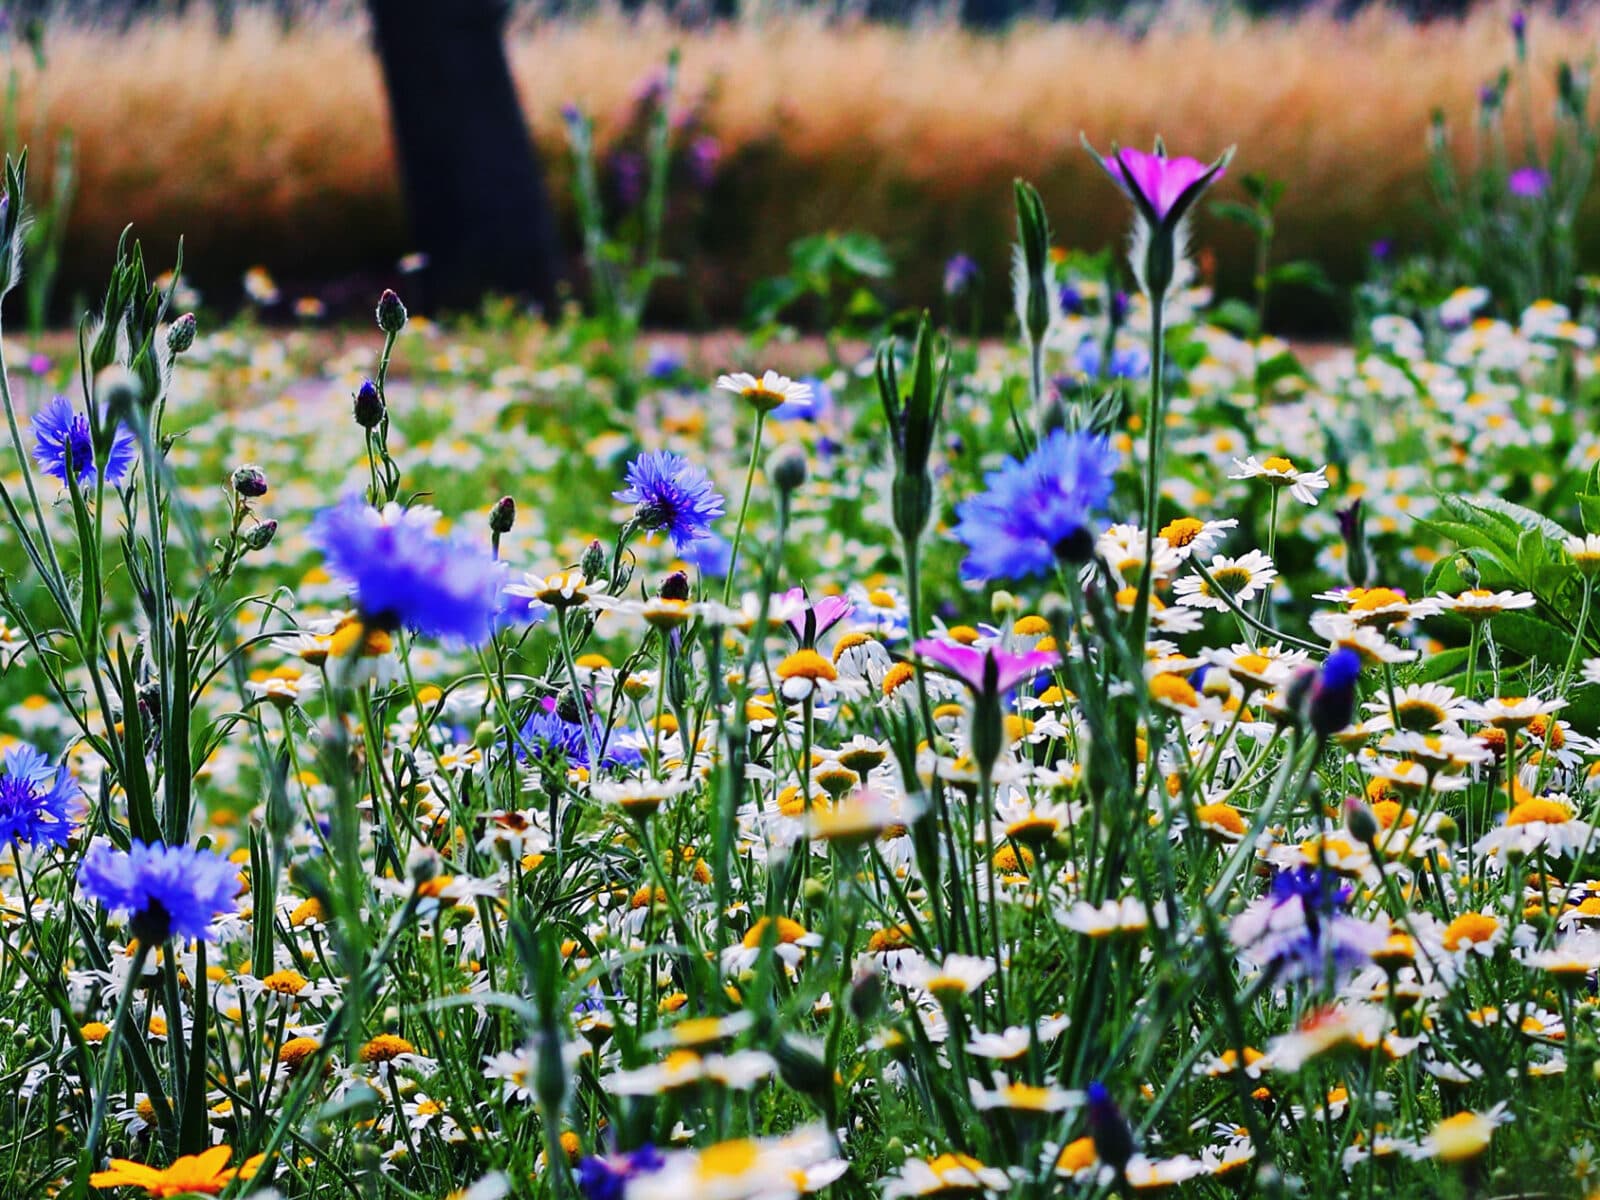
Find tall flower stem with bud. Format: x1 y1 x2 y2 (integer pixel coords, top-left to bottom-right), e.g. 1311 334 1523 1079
1084 139 1231 665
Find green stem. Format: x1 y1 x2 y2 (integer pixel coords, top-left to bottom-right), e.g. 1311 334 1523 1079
722 411 766 604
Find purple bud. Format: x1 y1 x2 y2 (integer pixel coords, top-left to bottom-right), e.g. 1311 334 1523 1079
353 379 384 429
1309 648 1362 738
1086 1082 1137 1172
231 464 269 498
688 135 722 190
943 253 979 298
376 289 408 334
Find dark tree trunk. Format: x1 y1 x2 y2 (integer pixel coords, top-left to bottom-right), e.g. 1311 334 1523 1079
366 0 564 314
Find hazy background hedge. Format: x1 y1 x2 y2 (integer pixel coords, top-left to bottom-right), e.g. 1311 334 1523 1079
5 3 1594 330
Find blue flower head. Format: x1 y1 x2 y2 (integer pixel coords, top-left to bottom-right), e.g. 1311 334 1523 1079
0 744 78 848
682 530 732 578
310 496 507 645
32 394 136 488
576 1145 665 1200
519 697 643 773
79 839 240 943
953 429 1120 581
614 451 725 551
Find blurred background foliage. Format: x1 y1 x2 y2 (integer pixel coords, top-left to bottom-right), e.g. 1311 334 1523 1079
2 0 1595 333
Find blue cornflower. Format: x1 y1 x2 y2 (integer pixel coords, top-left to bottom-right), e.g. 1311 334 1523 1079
681 530 732 578
519 698 643 772
1231 864 1384 983
79 839 240 943
576 1145 665 1200
614 451 725 551
771 377 832 422
0 744 78 848
31 394 136 488
310 496 507 645
953 429 1120 581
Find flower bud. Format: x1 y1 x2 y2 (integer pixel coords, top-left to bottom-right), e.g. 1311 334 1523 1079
243 520 278 552
167 312 197 355
489 495 517 535
1309 648 1362 738
1337 501 1369 589
770 444 808 495
555 689 584 724
407 846 442 886
473 720 497 750
353 380 384 429
1344 796 1379 846
658 570 691 602
580 539 606 582
848 966 884 1022
376 288 408 334
773 1034 831 1098
232 464 269 498
1086 1082 1136 1173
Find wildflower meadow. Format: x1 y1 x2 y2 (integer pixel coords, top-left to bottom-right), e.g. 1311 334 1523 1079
8 5 1600 1200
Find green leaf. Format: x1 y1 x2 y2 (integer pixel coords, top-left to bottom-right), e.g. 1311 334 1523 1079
1414 646 1470 684
1485 610 1573 665
1466 494 1571 544
833 232 892 279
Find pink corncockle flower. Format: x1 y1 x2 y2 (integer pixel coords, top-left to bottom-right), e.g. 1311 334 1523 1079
1508 166 1549 199
913 639 1060 696
1107 147 1220 221
782 588 854 644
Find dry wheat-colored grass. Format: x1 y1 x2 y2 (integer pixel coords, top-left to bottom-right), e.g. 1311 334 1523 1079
6 5 1593 317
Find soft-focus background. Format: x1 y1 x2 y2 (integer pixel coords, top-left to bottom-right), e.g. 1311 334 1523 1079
3 1 1593 330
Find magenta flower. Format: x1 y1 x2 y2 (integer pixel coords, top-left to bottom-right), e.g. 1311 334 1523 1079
1508 166 1549 199
1084 138 1231 231
913 639 1060 696
782 588 854 645
1108 147 1219 221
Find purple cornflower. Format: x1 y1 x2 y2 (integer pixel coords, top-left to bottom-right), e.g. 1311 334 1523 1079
519 697 641 771
310 496 507 645
687 135 722 190
952 429 1119 581
1230 865 1386 983
576 1145 665 1200
0 744 78 848
645 344 685 381
1101 145 1225 222
1509 166 1549 198
913 641 1060 696
943 254 979 298
31 394 136 488
611 150 645 209
614 450 725 551
79 839 240 943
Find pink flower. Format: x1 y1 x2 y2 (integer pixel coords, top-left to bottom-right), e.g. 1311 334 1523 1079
912 640 1060 695
782 588 854 644
1108 147 1222 221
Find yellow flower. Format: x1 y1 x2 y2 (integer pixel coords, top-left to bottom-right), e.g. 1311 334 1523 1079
90 1145 242 1196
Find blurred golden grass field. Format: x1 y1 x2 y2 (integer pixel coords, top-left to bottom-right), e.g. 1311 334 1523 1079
6 5 1594 318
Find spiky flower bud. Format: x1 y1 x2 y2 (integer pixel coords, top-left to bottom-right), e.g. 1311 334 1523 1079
243 520 278 552
580 539 606 582
353 380 384 429
376 288 408 334
167 312 197 355
770 444 808 495
232 464 269 498
489 495 516 535
658 570 691 602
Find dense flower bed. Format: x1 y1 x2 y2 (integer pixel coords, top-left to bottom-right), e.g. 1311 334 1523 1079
6 140 1600 1200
